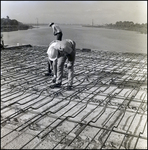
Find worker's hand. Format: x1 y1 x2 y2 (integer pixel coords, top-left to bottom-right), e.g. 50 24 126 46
64 63 67 68
52 75 56 83
67 62 72 69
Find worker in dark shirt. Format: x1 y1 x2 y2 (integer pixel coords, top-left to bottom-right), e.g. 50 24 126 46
45 22 63 76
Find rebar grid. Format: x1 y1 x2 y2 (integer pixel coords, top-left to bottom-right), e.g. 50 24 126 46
1 46 147 149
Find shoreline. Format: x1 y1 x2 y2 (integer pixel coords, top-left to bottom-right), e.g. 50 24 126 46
82 25 147 35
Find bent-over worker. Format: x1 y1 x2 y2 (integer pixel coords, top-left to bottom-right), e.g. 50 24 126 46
47 39 76 90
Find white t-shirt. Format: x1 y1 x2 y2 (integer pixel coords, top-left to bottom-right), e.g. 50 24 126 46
52 24 62 35
47 39 73 55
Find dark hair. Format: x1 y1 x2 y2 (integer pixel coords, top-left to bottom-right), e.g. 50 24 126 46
49 22 54 27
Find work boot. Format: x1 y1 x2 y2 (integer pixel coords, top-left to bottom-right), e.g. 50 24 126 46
45 72 53 76
50 83 61 88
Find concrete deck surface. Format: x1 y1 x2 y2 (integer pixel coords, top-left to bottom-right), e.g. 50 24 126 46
1 46 147 149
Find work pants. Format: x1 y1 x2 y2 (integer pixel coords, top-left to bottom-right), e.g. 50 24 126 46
56 32 63 41
56 42 76 86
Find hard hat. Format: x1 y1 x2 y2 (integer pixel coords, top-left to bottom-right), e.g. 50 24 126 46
47 46 58 61
49 22 54 27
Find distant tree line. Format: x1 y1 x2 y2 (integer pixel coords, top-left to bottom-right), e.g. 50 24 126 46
106 21 147 34
1 16 33 32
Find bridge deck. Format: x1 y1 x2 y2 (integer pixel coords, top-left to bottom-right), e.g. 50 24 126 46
1 46 147 149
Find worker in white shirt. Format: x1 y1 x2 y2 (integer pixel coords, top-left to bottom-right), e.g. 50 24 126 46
49 22 63 41
45 22 63 76
47 39 76 90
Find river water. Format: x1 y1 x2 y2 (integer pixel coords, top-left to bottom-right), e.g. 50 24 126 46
2 24 147 54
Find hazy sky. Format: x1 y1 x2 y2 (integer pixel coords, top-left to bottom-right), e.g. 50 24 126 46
1 1 147 25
